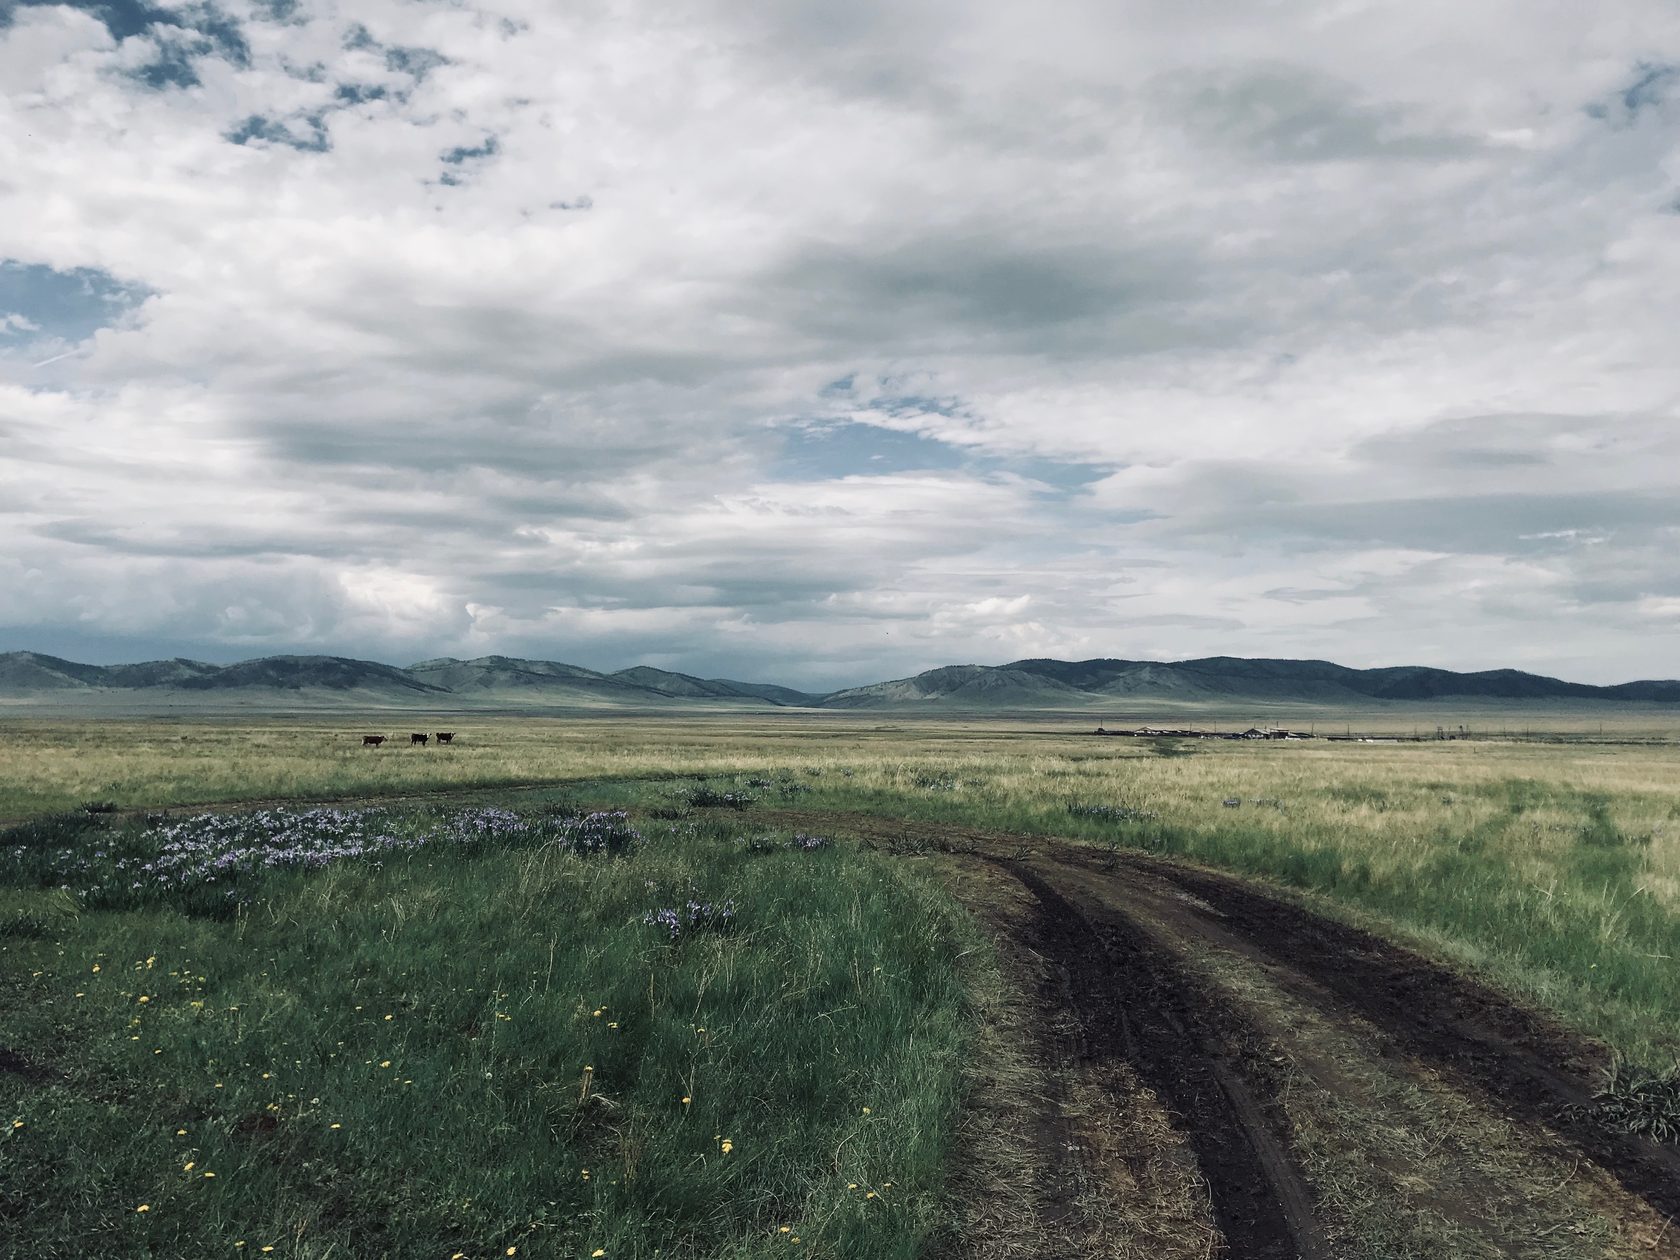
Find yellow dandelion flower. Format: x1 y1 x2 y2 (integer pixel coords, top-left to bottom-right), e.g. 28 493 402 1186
183 1161 195 1172
681 1095 691 1104
779 1226 791 1234
92 964 100 973
790 1237 800 1245
720 1139 734 1155
176 1128 186 1135
11 1120 22 1130
383 1014 393 1021
593 1251 606 1258
861 1106 871 1115
507 1248 518 1256
847 1182 857 1190
137 995 150 1004
261 1248 274 1255
866 1192 877 1200
135 1204 150 1213
379 1060 392 1069
330 1123 342 1130
203 1171 216 1178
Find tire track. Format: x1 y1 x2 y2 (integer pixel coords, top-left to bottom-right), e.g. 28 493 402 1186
758 807 1680 1238
992 858 1331 1260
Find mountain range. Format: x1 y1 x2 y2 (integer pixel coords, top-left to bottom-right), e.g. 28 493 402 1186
1 650 1678 711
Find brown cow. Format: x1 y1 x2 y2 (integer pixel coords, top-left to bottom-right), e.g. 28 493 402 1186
362 735 386 747
410 733 429 746
435 732 454 744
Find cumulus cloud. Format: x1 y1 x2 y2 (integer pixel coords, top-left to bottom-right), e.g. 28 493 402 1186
2 0 1680 686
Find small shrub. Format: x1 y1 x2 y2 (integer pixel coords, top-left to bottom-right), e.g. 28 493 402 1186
686 785 755 810
642 898 738 942
1589 1058 1680 1144
548 811 642 856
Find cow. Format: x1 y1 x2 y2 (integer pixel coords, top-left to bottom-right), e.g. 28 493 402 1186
362 735 386 747
410 732 429 746
435 732 454 744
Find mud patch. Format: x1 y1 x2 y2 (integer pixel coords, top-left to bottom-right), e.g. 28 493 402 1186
1127 856 1680 1222
998 859 1330 1260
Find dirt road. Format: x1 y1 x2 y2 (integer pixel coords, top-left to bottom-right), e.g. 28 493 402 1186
766 810 1680 1259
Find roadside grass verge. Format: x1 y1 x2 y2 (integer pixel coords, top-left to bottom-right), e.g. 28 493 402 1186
0 807 976 1259
725 757 1680 1073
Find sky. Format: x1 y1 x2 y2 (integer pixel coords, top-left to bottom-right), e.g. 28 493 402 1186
2 0 1679 689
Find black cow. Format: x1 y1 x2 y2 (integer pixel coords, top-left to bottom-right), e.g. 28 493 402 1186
362 735 386 747
410 733 429 746
435 732 454 744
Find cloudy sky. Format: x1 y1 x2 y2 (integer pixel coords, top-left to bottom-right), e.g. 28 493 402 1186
2 0 1679 688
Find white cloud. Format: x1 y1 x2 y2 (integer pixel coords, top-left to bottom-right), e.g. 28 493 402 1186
2 0 1679 684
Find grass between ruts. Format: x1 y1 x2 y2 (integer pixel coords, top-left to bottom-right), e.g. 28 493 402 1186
1 806 982 1259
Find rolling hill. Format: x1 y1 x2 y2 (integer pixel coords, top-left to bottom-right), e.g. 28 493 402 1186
0 649 1675 712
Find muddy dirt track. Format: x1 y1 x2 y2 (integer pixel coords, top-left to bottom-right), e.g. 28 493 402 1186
762 809 1680 1259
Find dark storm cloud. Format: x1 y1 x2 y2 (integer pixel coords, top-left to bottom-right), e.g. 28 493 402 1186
1161 64 1485 163
768 234 1214 355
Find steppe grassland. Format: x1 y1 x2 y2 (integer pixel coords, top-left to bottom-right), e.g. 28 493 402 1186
5 714 1680 1064
762 735 1680 1066
0 807 981 1258
2 707 1675 820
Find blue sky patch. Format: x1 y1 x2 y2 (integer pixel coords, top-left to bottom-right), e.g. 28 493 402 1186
18 1 251 87
775 420 1109 497
777 422 968 479
0 260 151 344
226 113 331 152
335 82 387 106
1587 61 1678 124
442 136 500 165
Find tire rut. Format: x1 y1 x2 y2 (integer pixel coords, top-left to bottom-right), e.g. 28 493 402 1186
992 857 1331 1260
1103 852 1680 1224
758 808 1680 1231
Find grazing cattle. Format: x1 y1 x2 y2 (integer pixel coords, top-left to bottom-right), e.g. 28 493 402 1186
435 732 454 744
410 732 429 746
362 735 386 747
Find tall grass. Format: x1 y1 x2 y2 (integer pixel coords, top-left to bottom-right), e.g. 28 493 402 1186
736 744 1680 1067
0 808 977 1258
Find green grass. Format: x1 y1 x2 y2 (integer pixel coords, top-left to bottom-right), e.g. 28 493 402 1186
0 808 978 1258
666 751 1680 1070
7 717 1680 1255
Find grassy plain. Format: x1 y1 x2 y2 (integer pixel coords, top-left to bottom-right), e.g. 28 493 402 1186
4 713 1680 1255
2 805 979 1258
8 712 1678 1061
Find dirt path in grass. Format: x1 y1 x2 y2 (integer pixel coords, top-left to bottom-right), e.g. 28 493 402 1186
759 809 1680 1260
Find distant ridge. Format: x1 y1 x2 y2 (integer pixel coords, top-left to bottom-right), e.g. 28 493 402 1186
821 657 1680 708
0 649 1675 711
